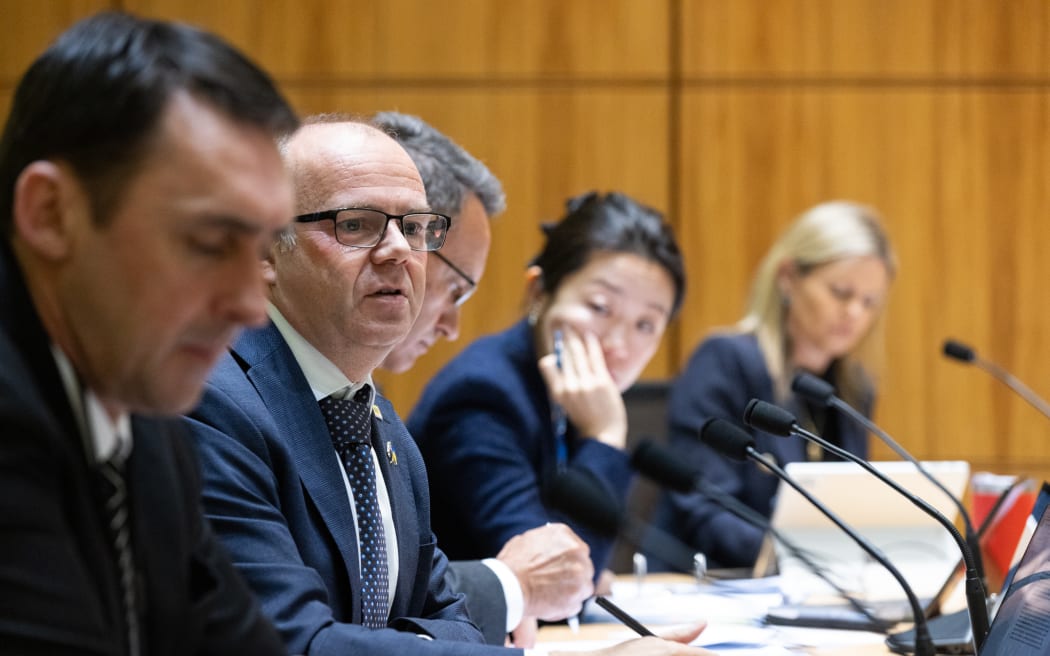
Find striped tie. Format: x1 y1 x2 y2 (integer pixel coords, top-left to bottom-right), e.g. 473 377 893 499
318 386 390 629
98 456 140 656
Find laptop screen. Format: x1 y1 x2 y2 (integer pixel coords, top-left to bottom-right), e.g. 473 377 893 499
979 482 1050 654
772 460 970 600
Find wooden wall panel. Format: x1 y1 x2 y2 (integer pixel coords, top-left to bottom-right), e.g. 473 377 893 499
3 0 1049 482
678 88 1050 478
0 92 10 127
0 0 111 83
682 0 1050 78
281 88 671 412
125 0 670 78
922 91 1050 474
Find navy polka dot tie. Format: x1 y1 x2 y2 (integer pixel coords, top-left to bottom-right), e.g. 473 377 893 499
319 386 389 629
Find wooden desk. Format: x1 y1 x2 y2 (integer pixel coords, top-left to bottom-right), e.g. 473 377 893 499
536 623 893 655
535 573 895 655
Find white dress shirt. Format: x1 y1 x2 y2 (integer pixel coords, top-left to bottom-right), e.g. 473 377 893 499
269 305 400 611
52 345 132 464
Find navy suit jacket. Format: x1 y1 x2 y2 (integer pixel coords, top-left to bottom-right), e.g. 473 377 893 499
653 333 872 568
0 247 282 655
409 319 633 574
186 322 520 655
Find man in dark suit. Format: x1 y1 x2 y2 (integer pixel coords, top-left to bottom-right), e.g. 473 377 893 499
186 118 710 656
0 12 298 655
372 111 594 646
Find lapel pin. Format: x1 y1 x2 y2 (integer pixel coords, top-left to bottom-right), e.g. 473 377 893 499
371 404 383 420
385 441 398 466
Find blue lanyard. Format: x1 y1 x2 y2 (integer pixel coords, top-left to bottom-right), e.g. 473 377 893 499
552 404 568 469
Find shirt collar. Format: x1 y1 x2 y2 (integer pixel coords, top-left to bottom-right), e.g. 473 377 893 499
267 303 374 404
51 345 132 463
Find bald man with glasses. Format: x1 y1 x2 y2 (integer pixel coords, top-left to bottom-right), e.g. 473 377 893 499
185 116 710 656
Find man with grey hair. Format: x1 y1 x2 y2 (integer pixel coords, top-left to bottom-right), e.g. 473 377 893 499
373 112 594 646
375 111 504 374
186 117 710 656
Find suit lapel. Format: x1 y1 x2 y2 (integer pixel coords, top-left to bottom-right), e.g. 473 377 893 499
234 324 365 610
0 244 81 444
1 246 125 637
127 418 181 651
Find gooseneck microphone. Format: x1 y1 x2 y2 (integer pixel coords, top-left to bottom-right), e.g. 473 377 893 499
791 371 987 587
943 338 1050 421
631 439 896 632
744 399 990 651
541 467 700 575
700 418 936 656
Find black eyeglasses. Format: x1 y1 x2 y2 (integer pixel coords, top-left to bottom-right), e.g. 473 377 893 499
432 251 478 307
295 207 451 252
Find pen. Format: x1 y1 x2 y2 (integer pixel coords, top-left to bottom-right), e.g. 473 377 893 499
552 329 568 469
567 615 580 634
594 596 655 637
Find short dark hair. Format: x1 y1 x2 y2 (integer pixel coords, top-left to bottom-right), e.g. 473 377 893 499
531 191 686 318
0 11 299 236
372 112 505 218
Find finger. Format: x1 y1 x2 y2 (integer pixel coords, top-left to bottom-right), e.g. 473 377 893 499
557 327 587 387
581 330 613 382
511 616 538 649
537 353 564 395
655 621 707 644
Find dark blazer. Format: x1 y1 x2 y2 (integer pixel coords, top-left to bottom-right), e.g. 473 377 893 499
653 333 872 569
186 322 521 656
0 247 282 655
408 319 634 574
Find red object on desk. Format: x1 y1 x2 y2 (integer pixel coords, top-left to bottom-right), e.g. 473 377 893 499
972 475 1037 592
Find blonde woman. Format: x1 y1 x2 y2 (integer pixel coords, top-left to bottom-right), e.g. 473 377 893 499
655 201 896 569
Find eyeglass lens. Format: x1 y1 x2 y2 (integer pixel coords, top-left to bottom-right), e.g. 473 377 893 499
332 209 448 251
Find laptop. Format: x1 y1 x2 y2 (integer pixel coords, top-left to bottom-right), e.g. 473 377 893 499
974 486 1050 654
887 480 1050 654
766 460 970 603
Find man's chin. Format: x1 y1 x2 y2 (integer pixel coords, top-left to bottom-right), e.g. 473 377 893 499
124 376 209 417
381 350 417 374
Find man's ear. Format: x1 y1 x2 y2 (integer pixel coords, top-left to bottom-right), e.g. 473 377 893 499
261 257 277 285
12 161 84 261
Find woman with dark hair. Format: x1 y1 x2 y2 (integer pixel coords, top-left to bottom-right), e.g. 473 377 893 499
408 191 685 577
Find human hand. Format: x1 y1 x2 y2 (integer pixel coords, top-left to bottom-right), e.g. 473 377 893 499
538 328 627 450
497 523 594 621
508 615 537 648
550 622 713 656
595 568 616 596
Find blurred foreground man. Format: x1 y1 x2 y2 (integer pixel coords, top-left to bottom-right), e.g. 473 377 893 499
0 12 298 655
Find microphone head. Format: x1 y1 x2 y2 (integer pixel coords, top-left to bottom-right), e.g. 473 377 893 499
542 468 623 537
631 439 696 493
943 339 976 363
743 399 797 436
699 418 756 462
791 371 836 405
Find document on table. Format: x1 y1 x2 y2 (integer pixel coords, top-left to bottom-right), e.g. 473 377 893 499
582 578 785 626
572 577 888 653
